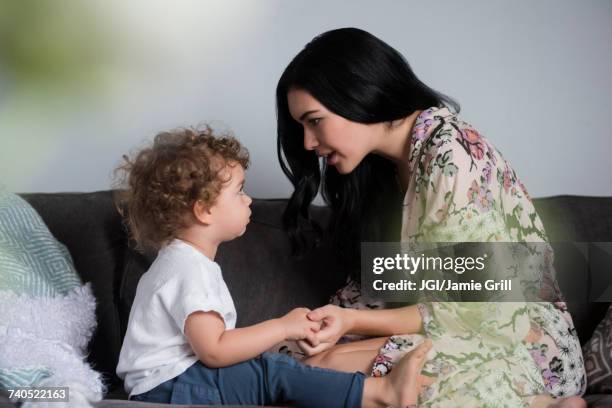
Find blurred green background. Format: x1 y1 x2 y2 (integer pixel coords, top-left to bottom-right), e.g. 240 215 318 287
0 1 116 189
0 1 610 198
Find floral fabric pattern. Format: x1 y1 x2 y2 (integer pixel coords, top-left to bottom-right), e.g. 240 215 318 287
335 106 586 406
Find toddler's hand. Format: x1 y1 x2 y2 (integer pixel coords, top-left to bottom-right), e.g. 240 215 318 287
296 338 333 357
295 304 350 356
280 307 321 343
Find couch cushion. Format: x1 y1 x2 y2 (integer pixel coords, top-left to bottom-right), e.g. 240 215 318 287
583 305 612 394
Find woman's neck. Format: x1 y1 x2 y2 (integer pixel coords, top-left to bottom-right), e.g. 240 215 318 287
372 109 422 190
373 110 421 164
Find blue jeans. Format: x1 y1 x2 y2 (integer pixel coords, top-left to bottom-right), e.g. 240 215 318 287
130 352 365 407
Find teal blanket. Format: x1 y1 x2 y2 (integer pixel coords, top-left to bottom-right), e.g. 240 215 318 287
0 187 104 404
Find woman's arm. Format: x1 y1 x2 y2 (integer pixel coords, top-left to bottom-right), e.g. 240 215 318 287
343 304 423 336
185 307 319 368
302 304 423 351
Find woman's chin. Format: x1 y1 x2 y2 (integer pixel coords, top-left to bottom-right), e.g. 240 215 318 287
332 161 357 175
335 166 350 174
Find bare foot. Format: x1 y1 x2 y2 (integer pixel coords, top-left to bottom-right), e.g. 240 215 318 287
387 339 432 408
548 396 587 408
531 394 587 408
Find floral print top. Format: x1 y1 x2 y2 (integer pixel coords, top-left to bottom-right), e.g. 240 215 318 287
405 106 546 244
339 106 586 407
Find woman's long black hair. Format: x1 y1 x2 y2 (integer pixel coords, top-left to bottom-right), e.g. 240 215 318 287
276 27 459 270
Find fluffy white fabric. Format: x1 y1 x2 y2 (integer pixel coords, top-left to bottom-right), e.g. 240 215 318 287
0 283 105 407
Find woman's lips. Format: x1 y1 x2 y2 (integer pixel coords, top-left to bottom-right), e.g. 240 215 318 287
327 151 339 165
315 149 339 166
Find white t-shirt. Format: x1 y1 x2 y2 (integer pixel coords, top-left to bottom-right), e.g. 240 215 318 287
116 239 237 397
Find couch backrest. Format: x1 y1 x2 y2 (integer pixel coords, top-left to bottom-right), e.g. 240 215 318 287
20 191 612 392
532 196 612 343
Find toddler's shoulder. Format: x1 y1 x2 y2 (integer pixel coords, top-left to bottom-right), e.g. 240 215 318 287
146 240 219 290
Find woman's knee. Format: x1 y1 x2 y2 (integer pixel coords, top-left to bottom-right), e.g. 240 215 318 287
309 349 346 369
302 349 334 368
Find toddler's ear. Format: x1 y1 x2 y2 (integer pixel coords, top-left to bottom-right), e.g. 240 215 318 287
193 200 213 225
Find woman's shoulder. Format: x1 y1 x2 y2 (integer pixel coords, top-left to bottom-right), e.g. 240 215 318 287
410 109 512 198
417 110 496 168
407 109 545 242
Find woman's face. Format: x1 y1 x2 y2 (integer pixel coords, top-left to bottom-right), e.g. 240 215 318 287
287 87 379 174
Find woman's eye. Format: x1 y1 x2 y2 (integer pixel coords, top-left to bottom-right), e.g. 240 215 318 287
308 118 321 126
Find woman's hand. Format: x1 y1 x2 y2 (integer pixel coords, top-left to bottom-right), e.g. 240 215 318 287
296 305 353 356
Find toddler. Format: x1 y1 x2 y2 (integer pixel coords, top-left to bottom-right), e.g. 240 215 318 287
114 126 431 407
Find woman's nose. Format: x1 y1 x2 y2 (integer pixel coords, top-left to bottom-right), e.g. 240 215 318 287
303 129 319 151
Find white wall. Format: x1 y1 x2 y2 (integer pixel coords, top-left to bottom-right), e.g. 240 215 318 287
1 0 611 198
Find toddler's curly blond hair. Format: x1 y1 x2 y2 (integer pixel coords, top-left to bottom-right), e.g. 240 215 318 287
114 125 249 251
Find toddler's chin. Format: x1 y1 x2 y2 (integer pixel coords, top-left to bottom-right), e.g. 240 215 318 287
237 225 248 237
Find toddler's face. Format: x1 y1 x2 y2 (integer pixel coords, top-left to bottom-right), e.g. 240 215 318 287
212 164 252 240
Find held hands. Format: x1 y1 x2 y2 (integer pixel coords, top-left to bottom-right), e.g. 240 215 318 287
280 305 351 356
280 307 321 344
297 305 350 356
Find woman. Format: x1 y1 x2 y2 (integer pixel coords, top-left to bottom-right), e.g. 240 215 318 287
276 27 586 407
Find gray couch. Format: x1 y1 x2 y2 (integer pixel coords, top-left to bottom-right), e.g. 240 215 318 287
3 191 612 407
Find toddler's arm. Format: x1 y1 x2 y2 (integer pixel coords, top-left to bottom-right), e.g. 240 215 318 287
185 307 319 368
